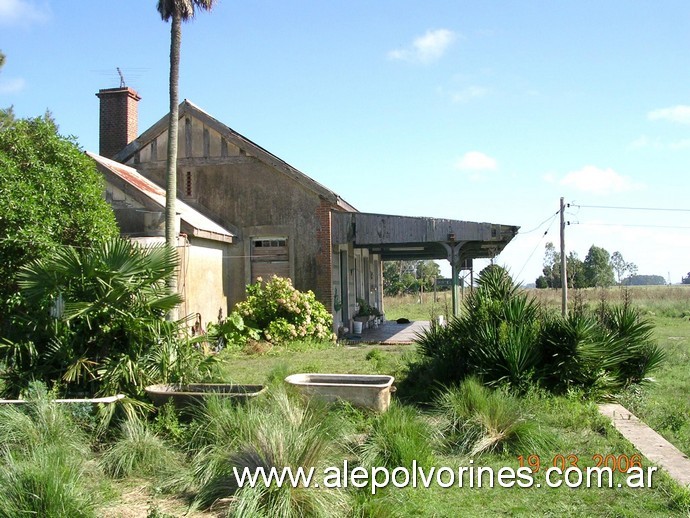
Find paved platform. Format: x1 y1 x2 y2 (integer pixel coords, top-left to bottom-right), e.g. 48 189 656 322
345 320 430 345
598 403 690 487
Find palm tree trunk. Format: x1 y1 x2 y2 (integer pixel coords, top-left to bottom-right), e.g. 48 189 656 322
165 11 181 319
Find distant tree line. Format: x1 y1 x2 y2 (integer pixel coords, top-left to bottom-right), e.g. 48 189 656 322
534 243 662 288
383 260 441 296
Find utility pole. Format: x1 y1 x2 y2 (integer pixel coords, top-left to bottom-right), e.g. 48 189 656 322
560 197 567 317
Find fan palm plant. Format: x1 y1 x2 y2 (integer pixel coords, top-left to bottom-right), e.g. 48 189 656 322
1 238 210 405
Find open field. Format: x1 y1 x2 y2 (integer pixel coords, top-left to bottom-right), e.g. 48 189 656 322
383 285 690 322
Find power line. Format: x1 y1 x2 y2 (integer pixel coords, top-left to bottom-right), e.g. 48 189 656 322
574 203 690 212
574 222 690 230
515 213 559 281
519 210 560 234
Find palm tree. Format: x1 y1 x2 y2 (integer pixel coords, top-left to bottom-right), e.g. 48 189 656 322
6 238 183 399
157 0 217 315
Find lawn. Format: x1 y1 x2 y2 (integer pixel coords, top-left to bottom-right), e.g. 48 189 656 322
205 286 690 516
4 285 690 517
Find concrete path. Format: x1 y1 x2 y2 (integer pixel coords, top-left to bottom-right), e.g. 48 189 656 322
349 320 430 345
598 403 690 487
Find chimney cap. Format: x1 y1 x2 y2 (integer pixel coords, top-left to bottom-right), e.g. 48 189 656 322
96 87 141 101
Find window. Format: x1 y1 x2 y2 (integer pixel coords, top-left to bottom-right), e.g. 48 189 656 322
185 171 193 197
251 237 289 282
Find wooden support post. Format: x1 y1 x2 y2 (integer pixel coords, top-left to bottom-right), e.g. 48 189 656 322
560 197 568 317
442 241 463 318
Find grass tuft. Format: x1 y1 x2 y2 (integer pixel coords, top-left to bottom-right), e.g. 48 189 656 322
360 401 435 470
435 377 555 456
100 417 180 479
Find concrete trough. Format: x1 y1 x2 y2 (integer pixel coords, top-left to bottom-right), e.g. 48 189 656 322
284 373 395 412
145 383 266 409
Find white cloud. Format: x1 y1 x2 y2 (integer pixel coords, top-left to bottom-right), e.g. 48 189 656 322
629 135 655 149
558 165 643 195
647 105 690 125
388 29 456 64
542 172 557 184
629 135 690 150
0 77 25 94
451 85 487 103
668 138 690 150
455 151 498 176
0 0 49 26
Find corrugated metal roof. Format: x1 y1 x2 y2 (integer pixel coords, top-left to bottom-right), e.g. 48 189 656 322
87 152 234 243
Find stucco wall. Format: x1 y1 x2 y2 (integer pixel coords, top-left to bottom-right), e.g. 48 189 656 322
179 237 230 328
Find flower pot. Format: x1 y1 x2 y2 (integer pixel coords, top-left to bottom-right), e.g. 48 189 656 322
353 320 363 335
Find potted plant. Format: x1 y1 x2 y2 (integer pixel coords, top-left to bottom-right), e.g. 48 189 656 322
354 298 381 324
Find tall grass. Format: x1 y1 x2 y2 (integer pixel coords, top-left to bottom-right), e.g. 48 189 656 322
100 417 181 479
0 399 90 457
191 387 350 516
360 401 436 470
434 378 555 456
0 445 97 518
0 392 100 517
531 285 690 318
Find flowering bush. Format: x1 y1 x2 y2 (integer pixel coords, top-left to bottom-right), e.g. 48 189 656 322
235 276 335 343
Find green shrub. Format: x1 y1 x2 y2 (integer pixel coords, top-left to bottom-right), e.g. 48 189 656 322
235 276 334 344
413 266 665 396
0 238 217 412
206 311 260 350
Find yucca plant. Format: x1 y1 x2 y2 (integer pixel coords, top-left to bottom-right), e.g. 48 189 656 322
414 266 665 397
600 304 666 386
540 304 665 395
539 312 603 392
435 377 554 457
416 266 544 391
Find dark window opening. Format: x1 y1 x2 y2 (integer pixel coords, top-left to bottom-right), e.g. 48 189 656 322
185 171 192 197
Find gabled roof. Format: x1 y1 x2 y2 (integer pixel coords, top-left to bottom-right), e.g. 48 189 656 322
113 100 357 212
88 152 234 244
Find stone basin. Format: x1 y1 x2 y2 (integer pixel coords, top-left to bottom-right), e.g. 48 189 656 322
284 373 395 412
144 383 266 408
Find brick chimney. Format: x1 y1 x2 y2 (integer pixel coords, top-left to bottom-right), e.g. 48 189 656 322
96 87 141 159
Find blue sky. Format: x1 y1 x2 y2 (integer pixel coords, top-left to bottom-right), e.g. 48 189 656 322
2 0 690 285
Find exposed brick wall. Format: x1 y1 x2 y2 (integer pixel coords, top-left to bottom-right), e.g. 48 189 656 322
315 199 334 310
96 87 141 158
